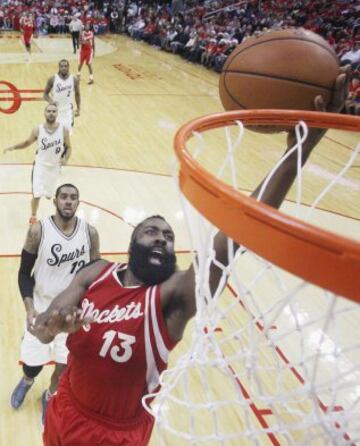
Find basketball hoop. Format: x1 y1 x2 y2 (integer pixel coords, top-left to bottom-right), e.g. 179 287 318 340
174 110 360 301
143 109 360 445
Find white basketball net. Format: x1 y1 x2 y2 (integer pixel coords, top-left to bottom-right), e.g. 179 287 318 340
143 119 360 445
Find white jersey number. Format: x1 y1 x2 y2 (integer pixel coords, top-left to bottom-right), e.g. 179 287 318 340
99 330 136 363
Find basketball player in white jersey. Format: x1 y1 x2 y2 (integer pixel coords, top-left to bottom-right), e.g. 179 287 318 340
3 104 72 225
43 59 81 132
10 183 100 424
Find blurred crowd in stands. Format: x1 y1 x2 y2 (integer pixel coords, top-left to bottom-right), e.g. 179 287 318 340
0 0 359 97
0 0 109 34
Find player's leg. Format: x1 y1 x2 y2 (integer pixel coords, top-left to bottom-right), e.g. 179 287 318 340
32 163 60 221
31 162 43 223
11 329 48 409
42 333 69 424
24 33 32 58
87 64 94 84
75 32 80 50
87 51 94 84
77 51 85 78
42 363 66 425
49 363 67 395
27 35 32 55
57 107 74 134
71 32 77 53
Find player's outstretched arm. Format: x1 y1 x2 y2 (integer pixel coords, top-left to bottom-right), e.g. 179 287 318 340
31 259 109 343
43 76 55 104
162 67 355 342
3 127 38 153
62 127 72 165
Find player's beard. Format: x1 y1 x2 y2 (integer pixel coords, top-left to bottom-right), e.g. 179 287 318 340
56 204 76 221
128 240 177 285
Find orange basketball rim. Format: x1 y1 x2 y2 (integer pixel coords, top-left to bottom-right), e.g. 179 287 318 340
174 110 360 302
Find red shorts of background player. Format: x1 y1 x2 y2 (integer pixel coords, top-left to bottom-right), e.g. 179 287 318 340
43 372 155 446
79 47 93 65
23 31 33 47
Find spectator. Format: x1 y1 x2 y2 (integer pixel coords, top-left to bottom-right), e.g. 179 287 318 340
341 41 360 71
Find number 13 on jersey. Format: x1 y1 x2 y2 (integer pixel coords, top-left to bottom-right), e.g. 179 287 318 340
99 330 136 363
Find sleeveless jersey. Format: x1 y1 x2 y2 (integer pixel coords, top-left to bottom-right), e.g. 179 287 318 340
52 73 75 113
35 123 64 167
80 30 94 49
21 18 34 33
66 263 176 424
33 216 91 312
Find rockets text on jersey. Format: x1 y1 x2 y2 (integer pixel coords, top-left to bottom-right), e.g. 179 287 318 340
66 263 177 422
81 30 94 48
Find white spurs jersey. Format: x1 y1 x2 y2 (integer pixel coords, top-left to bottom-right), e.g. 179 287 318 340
33 216 91 312
35 123 65 167
52 73 75 113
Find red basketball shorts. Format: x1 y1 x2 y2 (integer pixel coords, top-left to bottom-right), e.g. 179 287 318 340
79 47 93 65
43 376 155 446
23 31 33 46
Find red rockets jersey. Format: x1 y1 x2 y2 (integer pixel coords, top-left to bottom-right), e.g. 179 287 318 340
21 17 34 33
80 30 94 49
66 263 177 424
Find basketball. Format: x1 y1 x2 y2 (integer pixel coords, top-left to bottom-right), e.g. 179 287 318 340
219 28 340 112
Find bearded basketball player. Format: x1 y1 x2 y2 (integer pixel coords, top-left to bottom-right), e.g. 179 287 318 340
32 69 356 445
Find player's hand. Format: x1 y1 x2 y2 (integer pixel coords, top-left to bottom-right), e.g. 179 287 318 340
74 109 80 117
314 65 351 114
26 308 38 331
31 307 93 342
3 147 12 154
287 67 353 150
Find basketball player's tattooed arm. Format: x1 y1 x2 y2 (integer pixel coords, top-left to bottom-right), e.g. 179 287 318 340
89 225 100 260
18 222 41 331
160 68 354 343
3 127 38 154
74 76 81 116
31 259 109 343
43 75 56 105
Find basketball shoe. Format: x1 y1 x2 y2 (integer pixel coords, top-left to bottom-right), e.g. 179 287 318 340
11 377 34 409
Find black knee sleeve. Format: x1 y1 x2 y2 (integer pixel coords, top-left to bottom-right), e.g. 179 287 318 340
23 364 43 379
